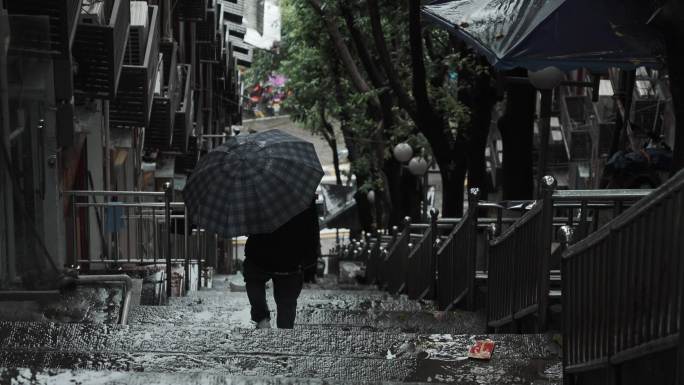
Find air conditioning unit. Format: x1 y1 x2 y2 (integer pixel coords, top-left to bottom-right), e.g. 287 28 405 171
80 0 106 25
125 1 149 65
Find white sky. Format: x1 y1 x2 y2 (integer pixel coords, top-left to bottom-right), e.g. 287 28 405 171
244 0 281 49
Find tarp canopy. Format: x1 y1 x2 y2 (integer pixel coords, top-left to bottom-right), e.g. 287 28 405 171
422 0 663 71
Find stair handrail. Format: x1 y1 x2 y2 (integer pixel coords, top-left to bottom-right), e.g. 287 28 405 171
435 188 480 311
383 217 411 295
406 211 437 301
487 177 556 331
562 169 684 381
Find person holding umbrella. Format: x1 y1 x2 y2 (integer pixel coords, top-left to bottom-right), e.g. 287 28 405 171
243 198 320 329
183 129 324 329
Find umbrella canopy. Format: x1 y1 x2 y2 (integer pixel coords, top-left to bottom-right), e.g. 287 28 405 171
183 129 324 237
422 0 662 71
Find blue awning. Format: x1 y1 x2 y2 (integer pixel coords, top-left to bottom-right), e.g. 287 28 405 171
422 0 663 71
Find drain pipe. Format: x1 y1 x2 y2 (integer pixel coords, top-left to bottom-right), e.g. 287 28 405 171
103 100 111 192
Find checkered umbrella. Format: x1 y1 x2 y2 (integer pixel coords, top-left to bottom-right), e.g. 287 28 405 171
183 129 324 237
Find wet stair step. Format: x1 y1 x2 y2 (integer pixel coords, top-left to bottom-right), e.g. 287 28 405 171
0 322 561 384
169 290 429 312
0 369 437 385
129 306 486 334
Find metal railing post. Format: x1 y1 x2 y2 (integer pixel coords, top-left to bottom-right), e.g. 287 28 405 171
184 206 190 292
164 182 172 299
466 188 480 310
538 175 557 331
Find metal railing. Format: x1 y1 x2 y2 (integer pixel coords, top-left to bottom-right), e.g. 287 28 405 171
487 176 654 332
407 216 435 301
562 169 684 381
488 180 554 331
435 189 479 310
66 186 214 299
383 218 411 295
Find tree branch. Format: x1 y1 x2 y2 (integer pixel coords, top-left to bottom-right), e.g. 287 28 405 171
408 0 436 126
367 0 419 123
307 0 378 108
339 2 386 90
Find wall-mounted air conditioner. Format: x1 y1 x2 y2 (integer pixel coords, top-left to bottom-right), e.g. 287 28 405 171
125 1 150 65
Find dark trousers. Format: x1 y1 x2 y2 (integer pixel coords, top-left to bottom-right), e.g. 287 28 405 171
243 259 303 329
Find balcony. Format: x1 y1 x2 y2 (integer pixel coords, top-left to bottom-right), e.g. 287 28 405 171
73 0 131 99
5 0 81 58
170 64 194 153
146 42 180 153
110 4 161 130
175 0 208 21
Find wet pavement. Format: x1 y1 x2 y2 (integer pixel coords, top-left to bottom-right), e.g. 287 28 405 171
0 274 562 384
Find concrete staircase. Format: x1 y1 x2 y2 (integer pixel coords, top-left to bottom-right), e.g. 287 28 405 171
0 275 562 384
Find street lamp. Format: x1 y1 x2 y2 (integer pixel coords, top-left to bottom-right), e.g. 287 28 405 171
408 156 430 221
408 156 429 176
527 66 565 90
366 190 376 204
393 142 413 163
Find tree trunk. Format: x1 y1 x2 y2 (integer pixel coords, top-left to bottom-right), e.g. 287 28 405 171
498 81 536 200
440 156 468 217
407 0 466 216
665 31 684 174
461 72 496 198
467 108 492 197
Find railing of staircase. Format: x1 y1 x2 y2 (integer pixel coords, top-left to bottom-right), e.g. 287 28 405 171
383 217 411 295
406 213 436 301
365 230 384 285
435 188 480 310
487 177 556 331
562 169 684 382
376 227 398 287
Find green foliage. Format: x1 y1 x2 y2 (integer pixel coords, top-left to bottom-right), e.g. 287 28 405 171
248 0 485 194
243 49 280 88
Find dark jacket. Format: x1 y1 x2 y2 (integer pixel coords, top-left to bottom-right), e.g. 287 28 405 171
245 201 321 274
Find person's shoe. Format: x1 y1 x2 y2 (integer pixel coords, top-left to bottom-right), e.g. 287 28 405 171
256 318 271 329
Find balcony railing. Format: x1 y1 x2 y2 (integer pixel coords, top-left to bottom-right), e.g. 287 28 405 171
73 0 131 99
65 188 215 299
175 0 208 21
110 4 161 129
563 169 684 383
146 42 180 152
6 0 81 58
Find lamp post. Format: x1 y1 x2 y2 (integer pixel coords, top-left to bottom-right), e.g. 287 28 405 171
393 142 432 222
408 156 430 221
393 142 413 163
528 67 564 197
